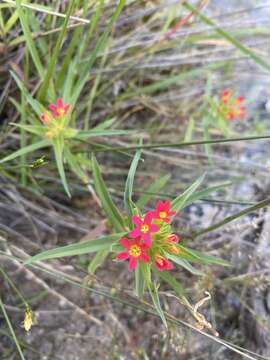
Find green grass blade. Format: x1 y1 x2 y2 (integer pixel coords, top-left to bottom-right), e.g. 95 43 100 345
0 296 26 360
76 129 134 139
185 181 233 207
92 134 270 153
10 70 44 117
15 0 44 78
25 233 124 264
92 154 125 232
194 197 270 238
0 139 50 163
38 0 76 101
72 0 126 104
184 1 270 73
171 174 205 214
124 145 142 218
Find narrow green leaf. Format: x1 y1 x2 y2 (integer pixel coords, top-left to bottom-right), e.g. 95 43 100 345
88 249 110 274
184 1 270 73
148 282 167 328
10 70 44 116
178 246 230 267
11 123 45 136
157 270 184 297
171 174 205 214
15 0 44 78
0 140 50 163
64 147 88 183
76 129 133 139
186 182 232 207
137 174 171 208
25 233 123 264
124 145 142 218
72 0 126 103
52 137 70 197
38 0 76 100
168 254 204 276
92 154 125 232
0 296 26 360
92 134 270 153
194 197 270 238
135 263 145 298
184 117 194 142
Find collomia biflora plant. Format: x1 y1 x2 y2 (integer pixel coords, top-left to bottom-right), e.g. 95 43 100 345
0 83 131 197
26 149 230 328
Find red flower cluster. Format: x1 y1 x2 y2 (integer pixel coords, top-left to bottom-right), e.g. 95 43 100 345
40 98 70 124
219 90 246 121
117 200 180 271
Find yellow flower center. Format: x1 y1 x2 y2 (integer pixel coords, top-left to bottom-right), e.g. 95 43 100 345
57 107 65 116
129 245 141 258
159 211 167 219
141 224 149 233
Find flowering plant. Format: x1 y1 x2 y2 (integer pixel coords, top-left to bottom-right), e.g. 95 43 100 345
0 72 132 196
26 151 229 326
207 89 247 135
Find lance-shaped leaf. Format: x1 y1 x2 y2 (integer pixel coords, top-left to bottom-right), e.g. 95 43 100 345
25 233 124 264
52 136 70 197
148 281 167 328
124 145 142 219
0 140 50 163
171 174 205 214
168 254 204 276
92 154 125 232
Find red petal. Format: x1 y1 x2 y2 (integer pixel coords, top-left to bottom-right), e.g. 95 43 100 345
128 257 138 271
49 104 57 111
142 234 151 247
120 237 131 249
64 104 70 113
144 211 154 223
132 215 142 226
149 223 159 232
139 253 150 263
57 98 64 107
128 228 141 238
165 260 173 270
156 200 164 211
116 252 129 261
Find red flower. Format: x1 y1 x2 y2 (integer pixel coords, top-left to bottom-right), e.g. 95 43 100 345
155 256 173 271
220 90 246 121
116 237 150 271
49 98 70 118
129 213 159 246
40 113 51 125
151 200 176 223
167 234 179 243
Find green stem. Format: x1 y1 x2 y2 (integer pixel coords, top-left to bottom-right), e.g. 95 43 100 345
0 296 26 360
89 134 270 153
